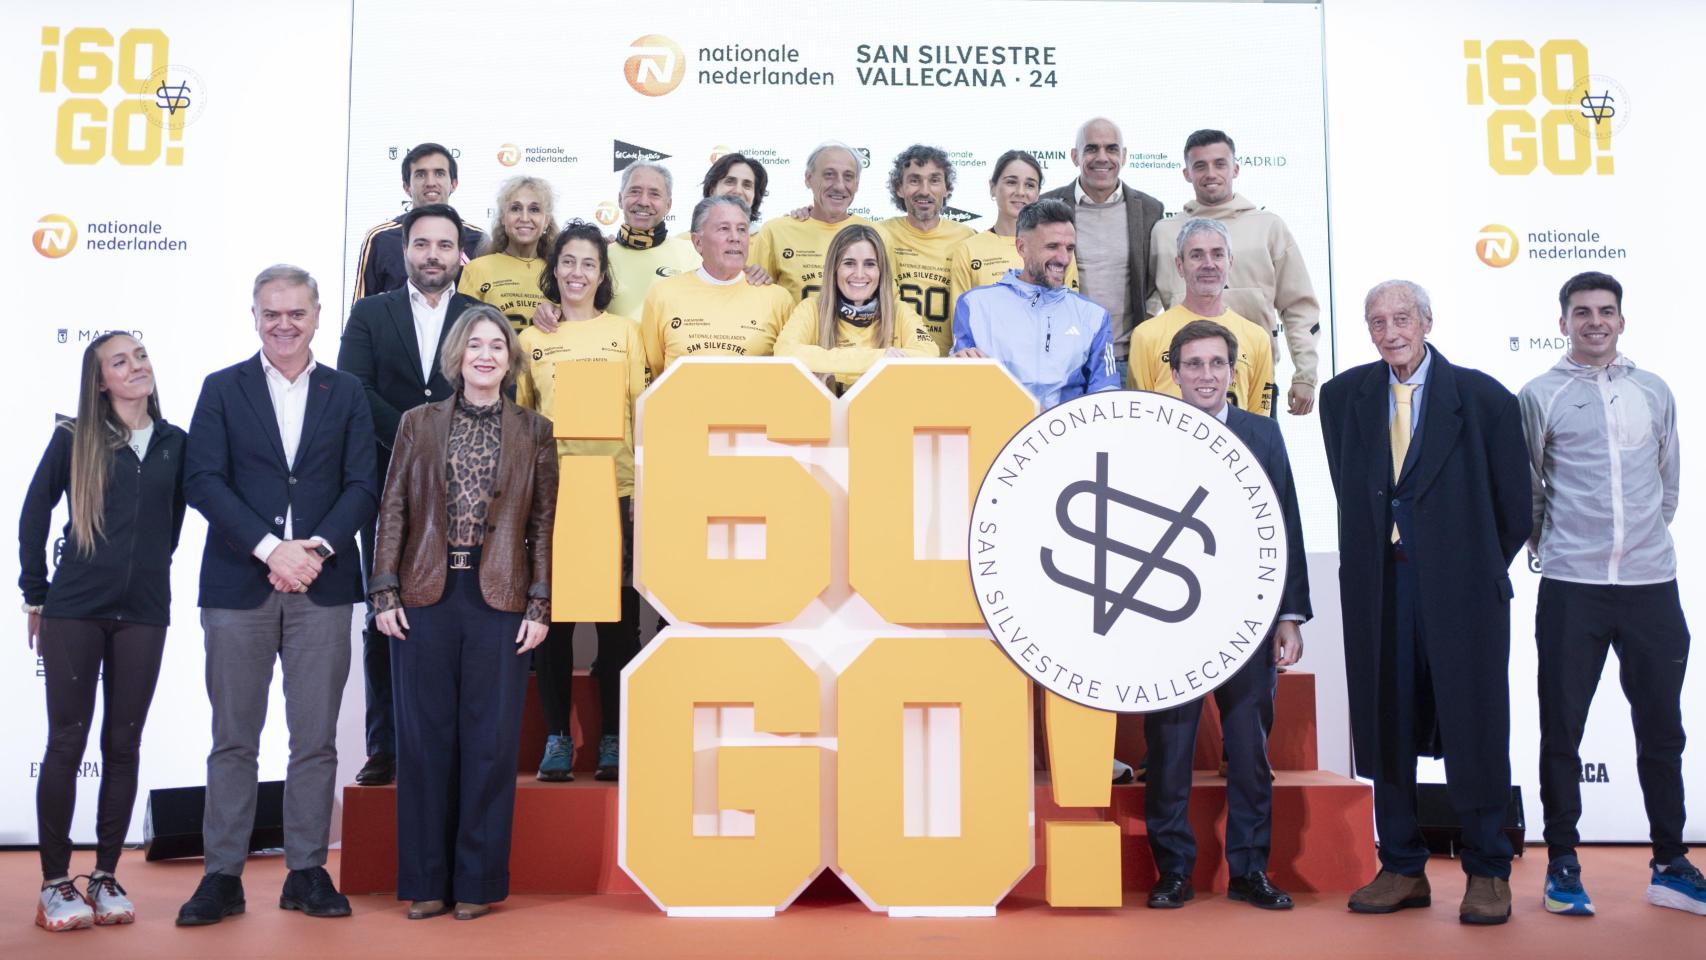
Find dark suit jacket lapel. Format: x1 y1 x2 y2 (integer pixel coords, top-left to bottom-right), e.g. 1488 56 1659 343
1402 348 1463 499
297 364 335 468
236 354 289 469
386 290 425 388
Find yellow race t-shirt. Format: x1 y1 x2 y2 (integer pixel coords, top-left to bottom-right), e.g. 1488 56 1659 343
774 295 939 391
1127 304 1277 416
874 216 975 356
947 230 1080 321
607 235 701 320
515 312 646 497
639 271 796 377
748 214 873 302
458 252 546 330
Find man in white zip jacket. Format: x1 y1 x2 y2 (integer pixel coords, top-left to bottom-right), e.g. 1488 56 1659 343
1519 271 1703 919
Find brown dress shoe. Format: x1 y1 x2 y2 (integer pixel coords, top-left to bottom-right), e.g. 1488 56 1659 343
1348 870 1432 913
453 903 491 921
407 899 448 920
1459 876 1512 925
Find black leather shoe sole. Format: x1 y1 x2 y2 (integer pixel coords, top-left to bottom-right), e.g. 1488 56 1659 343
354 769 394 786
280 896 352 918
1228 887 1294 910
1348 894 1430 913
175 900 245 926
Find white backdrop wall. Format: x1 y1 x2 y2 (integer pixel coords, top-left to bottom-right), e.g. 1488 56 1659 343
3 0 358 845
1324 0 1703 843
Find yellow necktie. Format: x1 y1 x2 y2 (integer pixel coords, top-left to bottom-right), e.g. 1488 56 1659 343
1390 383 1415 543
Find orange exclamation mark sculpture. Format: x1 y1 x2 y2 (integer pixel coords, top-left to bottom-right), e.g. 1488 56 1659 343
1043 692 1122 906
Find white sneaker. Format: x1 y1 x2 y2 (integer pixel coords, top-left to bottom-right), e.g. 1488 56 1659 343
36 879 93 932
1113 759 1135 784
86 874 135 925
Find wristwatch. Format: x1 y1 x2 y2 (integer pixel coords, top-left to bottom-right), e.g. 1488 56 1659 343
311 542 333 560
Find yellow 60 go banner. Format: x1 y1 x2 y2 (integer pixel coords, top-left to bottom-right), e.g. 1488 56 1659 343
553 358 1102 917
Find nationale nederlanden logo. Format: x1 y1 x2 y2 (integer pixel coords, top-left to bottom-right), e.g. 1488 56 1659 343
33 214 78 258
625 35 685 97
1476 223 1519 268
969 391 1285 712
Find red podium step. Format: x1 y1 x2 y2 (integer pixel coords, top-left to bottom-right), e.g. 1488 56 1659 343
341 771 1373 897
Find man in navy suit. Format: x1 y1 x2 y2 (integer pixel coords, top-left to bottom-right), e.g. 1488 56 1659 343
1321 280 1529 925
1140 319 1311 911
337 202 479 786
177 264 378 926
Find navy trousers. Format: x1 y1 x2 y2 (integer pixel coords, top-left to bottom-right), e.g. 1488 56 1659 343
1372 548 1512 879
392 550 531 904
1144 638 1276 877
360 520 394 760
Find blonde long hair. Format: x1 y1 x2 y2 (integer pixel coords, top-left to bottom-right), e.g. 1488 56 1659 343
816 224 898 357
480 175 559 259
66 333 162 557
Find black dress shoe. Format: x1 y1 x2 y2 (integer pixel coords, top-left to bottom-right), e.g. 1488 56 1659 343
355 754 395 786
1228 870 1295 910
280 866 351 918
1147 872 1195 909
176 873 245 926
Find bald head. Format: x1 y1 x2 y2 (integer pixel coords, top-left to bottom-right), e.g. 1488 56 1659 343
1071 117 1127 200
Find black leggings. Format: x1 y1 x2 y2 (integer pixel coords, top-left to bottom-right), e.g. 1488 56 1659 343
36 617 167 881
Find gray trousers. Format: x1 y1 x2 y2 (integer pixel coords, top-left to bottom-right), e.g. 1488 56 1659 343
201 592 352 876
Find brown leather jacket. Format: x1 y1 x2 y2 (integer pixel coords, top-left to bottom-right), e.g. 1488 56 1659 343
369 396 557 612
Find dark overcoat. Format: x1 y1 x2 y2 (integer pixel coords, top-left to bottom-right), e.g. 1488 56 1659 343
1319 346 1530 810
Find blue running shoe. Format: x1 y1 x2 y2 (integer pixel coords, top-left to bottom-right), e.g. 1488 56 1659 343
537 733 575 782
1544 860 1593 916
1648 856 1706 916
595 733 619 782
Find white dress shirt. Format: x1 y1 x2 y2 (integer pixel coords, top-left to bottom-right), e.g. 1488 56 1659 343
408 280 452 382
252 352 325 562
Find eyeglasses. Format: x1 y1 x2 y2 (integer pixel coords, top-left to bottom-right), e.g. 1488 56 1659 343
1179 358 1230 372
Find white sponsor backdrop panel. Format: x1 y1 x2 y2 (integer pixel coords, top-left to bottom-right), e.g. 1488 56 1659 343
340 0 1336 547
1325 0 1703 842
3 1 356 842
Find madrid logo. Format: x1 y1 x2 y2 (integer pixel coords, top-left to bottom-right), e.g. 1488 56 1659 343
970 391 1284 712
625 35 685 97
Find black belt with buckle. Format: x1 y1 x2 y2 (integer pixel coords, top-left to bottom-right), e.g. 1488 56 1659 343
449 549 474 570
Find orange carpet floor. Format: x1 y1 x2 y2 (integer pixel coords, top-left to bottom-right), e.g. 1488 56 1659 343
3 845 1700 959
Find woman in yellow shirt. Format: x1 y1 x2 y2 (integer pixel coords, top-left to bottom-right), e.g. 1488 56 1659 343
459 176 560 330
946 150 1079 316
514 221 644 783
775 224 938 394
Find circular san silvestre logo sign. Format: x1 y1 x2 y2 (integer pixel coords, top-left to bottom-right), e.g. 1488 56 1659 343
969 391 1285 713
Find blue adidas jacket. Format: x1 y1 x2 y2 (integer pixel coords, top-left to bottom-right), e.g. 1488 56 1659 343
951 270 1118 408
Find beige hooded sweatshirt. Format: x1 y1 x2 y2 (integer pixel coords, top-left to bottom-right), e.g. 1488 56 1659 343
1148 194 1320 388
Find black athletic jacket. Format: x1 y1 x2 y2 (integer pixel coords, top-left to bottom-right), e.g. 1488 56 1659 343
19 417 187 625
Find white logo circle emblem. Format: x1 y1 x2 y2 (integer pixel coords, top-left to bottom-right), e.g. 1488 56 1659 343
969 391 1286 713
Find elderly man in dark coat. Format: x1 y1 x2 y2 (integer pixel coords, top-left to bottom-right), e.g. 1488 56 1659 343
1320 279 1530 926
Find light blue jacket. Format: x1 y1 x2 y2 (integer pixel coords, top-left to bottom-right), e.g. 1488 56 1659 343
951 270 1118 408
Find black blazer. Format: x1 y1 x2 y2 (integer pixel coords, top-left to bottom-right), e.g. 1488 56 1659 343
338 287 479 463
1223 405 1311 621
184 355 378 609
1319 346 1529 808
18 416 187 625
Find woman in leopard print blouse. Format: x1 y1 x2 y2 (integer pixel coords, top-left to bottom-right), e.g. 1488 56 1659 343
369 305 558 921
